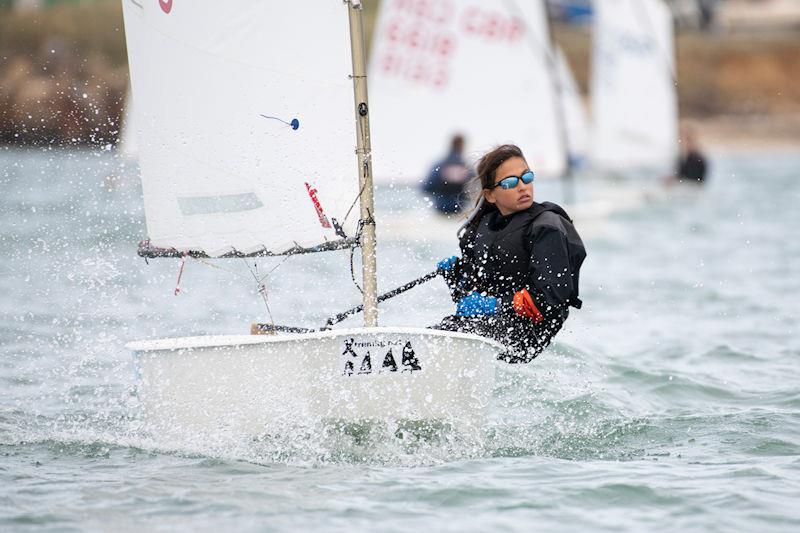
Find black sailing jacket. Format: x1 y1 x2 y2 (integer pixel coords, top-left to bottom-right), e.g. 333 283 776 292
448 202 586 320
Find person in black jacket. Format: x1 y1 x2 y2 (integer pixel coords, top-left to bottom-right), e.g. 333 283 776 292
421 134 474 214
435 144 586 363
675 127 708 184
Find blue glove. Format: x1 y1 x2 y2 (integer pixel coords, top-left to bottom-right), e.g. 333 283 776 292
437 255 459 273
456 291 497 317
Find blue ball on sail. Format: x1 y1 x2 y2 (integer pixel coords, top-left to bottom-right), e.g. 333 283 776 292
259 114 300 131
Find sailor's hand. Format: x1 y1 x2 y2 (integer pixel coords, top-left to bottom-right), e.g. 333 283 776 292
436 255 460 274
456 291 497 317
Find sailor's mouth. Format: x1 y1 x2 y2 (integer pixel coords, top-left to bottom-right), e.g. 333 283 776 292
518 194 531 203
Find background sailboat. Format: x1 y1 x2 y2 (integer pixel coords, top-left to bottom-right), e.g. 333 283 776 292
554 46 589 168
368 0 567 184
590 0 678 175
121 0 503 438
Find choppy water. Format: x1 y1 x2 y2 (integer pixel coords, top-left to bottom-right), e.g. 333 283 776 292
1 146 799 531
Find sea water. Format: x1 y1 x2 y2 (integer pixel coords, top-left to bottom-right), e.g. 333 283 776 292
1 146 798 531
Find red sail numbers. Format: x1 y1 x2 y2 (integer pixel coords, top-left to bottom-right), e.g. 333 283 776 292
461 6 525 42
377 0 525 89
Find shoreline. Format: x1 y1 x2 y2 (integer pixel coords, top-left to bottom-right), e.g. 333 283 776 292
1 114 797 154
0 4 798 150
684 114 800 152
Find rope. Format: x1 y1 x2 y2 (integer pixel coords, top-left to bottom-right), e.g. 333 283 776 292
347 217 374 294
182 254 289 326
242 258 276 327
173 256 186 295
350 246 363 295
343 180 367 225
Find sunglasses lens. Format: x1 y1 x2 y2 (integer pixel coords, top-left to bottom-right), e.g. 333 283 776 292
521 170 534 184
500 177 519 189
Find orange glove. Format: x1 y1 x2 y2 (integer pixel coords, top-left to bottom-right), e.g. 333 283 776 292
512 288 544 323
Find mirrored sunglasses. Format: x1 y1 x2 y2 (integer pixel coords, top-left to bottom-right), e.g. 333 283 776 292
487 170 535 190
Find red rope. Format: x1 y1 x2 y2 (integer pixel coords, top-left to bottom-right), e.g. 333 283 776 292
174 256 186 296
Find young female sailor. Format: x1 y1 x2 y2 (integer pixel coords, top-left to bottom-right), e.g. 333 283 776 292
436 144 586 363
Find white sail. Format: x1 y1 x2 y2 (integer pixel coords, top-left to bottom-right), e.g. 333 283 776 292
118 85 137 160
554 46 589 165
121 0 359 256
368 0 565 183
590 0 678 173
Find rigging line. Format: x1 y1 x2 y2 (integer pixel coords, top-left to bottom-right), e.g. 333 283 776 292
242 257 276 327
342 180 367 225
260 254 292 284
342 115 372 226
173 256 187 296
347 217 370 294
246 254 291 313
630 0 677 84
503 0 572 182
192 253 289 285
350 246 363 295
189 256 252 284
502 0 556 64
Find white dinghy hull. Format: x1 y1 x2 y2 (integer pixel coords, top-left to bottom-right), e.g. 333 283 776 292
127 328 504 438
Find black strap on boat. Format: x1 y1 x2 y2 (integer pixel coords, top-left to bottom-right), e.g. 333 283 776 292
250 269 440 334
323 269 439 328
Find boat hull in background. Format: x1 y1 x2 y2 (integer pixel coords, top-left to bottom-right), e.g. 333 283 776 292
127 328 504 438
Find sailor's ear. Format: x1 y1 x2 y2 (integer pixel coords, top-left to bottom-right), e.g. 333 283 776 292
483 188 496 205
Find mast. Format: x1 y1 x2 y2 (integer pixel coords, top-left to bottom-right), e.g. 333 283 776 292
347 0 378 327
542 0 576 204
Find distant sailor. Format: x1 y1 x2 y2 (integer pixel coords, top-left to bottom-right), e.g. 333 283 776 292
675 126 708 184
435 144 586 363
421 134 474 214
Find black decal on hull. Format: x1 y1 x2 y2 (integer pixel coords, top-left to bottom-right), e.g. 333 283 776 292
343 338 358 375
381 349 398 372
402 342 421 372
359 351 372 374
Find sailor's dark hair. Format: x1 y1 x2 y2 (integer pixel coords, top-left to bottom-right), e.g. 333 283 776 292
463 144 526 232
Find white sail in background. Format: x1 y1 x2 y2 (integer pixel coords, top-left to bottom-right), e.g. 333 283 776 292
368 0 565 183
121 0 359 256
118 86 137 160
554 46 589 165
590 0 678 173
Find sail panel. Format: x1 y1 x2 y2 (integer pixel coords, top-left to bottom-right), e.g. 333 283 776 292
368 0 565 183
554 47 589 165
118 85 138 160
121 0 359 256
590 0 678 173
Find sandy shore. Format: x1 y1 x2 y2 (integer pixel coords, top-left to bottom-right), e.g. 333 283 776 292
685 114 800 152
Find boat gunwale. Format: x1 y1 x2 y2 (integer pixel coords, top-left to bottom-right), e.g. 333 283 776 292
126 327 506 353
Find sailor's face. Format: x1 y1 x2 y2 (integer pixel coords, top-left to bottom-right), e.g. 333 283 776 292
483 156 534 216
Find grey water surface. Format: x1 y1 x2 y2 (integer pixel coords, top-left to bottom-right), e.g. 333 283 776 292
1 147 799 531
